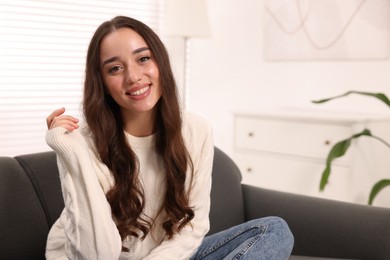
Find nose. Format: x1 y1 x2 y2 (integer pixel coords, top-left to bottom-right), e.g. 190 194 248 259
125 63 142 84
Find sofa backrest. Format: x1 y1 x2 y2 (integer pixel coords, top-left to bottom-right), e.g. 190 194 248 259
0 147 245 259
208 147 245 235
0 152 62 260
15 152 64 227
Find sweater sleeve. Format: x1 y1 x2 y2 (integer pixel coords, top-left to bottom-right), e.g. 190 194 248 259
143 118 214 260
45 127 122 260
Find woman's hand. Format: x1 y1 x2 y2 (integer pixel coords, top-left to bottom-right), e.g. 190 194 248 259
46 107 79 131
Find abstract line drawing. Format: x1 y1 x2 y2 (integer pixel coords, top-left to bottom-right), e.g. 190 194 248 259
264 0 390 60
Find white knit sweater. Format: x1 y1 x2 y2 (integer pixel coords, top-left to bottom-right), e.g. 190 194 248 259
45 113 214 260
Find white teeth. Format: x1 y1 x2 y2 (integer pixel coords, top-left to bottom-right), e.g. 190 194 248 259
129 86 149 96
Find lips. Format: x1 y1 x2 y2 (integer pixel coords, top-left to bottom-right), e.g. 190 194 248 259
125 84 152 100
127 86 150 96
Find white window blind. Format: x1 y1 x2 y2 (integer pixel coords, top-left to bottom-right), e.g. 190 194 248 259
0 0 163 156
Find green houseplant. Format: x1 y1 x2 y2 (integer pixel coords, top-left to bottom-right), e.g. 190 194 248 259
312 91 390 205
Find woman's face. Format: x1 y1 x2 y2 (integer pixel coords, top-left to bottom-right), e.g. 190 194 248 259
99 28 161 117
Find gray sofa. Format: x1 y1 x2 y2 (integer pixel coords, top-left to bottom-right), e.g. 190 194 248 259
1 147 390 260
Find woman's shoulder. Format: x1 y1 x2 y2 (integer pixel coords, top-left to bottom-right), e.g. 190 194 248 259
182 111 213 146
182 112 212 133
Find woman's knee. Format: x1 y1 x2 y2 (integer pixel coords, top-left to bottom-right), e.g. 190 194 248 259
229 217 294 259
249 217 294 249
265 216 294 251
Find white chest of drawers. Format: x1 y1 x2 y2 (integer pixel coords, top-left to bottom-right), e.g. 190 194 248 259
233 110 390 205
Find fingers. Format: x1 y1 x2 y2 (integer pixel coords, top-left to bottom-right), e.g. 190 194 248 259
46 107 65 128
50 115 79 131
47 107 79 131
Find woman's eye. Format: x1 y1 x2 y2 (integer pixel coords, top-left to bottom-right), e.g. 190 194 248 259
139 56 150 63
108 66 121 73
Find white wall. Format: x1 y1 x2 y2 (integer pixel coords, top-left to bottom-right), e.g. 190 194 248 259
181 0 390 155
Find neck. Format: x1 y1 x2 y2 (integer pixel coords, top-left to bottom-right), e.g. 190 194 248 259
122 109 156 137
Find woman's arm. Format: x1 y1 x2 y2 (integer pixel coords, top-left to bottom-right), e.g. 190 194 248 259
45 108 122 260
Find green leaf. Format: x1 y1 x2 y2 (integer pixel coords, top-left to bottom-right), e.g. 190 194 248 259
313 90 390 204
312 91 390 109
368 179 390 205
319 129 373 191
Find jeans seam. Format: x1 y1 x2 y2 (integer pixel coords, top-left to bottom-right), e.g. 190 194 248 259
233 223 268 259
231 234 261 260
197 224 267 259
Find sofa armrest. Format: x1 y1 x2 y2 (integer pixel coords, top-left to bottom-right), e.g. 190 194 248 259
242 184 390 260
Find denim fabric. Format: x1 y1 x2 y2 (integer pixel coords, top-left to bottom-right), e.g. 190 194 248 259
191 217 294 260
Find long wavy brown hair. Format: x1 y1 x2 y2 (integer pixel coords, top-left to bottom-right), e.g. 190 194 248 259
83 16 194 249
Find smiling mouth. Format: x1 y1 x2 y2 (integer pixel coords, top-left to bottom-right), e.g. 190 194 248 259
126 86 150 96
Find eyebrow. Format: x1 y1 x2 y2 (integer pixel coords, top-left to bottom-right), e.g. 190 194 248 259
101 47 150 67
133 46 149 55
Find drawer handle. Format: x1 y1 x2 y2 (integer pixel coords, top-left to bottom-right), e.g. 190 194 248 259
324 140 331 146
248 132 254 137
246 167 252 173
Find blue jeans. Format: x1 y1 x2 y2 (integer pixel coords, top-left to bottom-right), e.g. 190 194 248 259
190 217 294 260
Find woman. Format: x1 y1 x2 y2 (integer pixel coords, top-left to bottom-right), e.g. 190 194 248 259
46 16 294 259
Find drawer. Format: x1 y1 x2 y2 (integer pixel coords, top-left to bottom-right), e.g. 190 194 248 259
233 152 352 202
235 116 353 162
